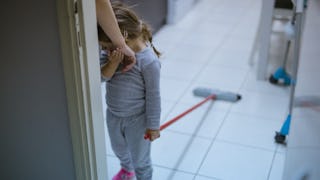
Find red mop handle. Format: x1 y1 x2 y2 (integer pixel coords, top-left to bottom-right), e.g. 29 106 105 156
144 94 216 140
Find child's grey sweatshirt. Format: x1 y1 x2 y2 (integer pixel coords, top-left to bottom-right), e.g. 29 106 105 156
100 46 161 130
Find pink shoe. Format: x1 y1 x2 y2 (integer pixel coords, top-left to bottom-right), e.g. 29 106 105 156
112 168 135 180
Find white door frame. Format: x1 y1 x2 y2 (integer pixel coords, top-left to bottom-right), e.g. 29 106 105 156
56 0 107 179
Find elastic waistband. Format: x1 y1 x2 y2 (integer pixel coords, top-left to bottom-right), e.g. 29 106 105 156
107 108 145 119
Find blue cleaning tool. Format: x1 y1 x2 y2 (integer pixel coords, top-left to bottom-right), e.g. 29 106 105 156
275 114 291 143
274 0 305 144
269 67 292 86
269 19 294 86
269 3 297 86
269 35 293 86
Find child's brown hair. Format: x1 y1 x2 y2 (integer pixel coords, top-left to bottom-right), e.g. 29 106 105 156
98 1 161 57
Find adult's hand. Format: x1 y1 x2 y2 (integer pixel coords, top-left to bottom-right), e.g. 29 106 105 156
96 0 136 71
120 44 136 72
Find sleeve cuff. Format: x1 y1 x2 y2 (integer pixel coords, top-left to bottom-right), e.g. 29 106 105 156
100 74 111 82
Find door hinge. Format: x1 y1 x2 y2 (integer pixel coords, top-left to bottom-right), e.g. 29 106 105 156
73 0 82 48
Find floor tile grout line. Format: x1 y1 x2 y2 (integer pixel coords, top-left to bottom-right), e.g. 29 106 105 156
267 145 280 180
158 26 226 128
287 146 320 151
222 110 288 123
153 0 268 178
194 173 223 180
159 0 243 92
167 100 215 180
160 2 256 179
214 139 278 153
193 105 234 179
240 87 291 98
152 164 197 177
104 0 298 178
161 128 280 153
191 5 259 178
169 15 240 108
188 3 290 178
162 106 286 139
158 35 231 145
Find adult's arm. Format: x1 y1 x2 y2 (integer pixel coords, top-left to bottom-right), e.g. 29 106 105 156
96 0 136 70
96 0 125 48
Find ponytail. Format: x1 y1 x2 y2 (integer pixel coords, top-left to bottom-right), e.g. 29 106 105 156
141 22 161 58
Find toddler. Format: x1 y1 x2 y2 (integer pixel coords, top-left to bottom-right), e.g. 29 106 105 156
98 2 161 180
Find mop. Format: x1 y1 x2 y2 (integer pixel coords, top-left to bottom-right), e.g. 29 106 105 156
144 88 241 140
275 0 306 144
144 88 241 179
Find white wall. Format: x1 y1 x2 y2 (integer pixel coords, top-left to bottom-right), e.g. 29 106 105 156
0 1 76 180
167 0 197 24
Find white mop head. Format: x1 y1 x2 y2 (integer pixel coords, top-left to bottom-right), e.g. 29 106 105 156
193 88 241 102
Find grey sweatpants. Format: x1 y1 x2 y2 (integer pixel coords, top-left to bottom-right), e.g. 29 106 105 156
106 109 152 180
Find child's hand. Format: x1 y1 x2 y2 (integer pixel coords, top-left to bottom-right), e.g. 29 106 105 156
108 49 124 64
144 129 160 141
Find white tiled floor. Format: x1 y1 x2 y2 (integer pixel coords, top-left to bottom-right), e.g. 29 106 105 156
101 0 301 179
